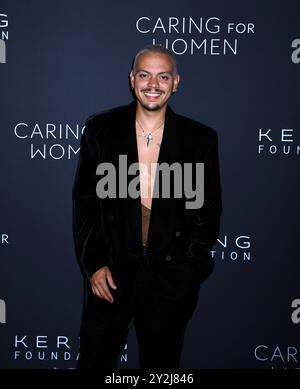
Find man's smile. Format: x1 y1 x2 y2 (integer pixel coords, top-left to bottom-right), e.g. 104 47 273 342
142 89 164 99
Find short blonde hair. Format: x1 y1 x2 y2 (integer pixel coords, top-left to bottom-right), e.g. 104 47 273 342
132 44 177 76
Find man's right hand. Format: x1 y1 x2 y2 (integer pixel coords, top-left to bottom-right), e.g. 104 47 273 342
90 266 117 303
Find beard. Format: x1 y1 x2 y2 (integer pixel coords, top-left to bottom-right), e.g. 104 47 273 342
135 88 167 112
141 102 162 111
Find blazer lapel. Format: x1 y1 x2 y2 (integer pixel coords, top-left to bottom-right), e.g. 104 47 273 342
114 102 142 254
147 106 183 256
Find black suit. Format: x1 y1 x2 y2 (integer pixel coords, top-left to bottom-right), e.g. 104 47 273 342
73 101 222 368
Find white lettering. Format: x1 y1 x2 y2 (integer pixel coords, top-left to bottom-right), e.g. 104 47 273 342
57 336 70 349
0 14 8 28
36 336 48 348
281 129 293 142
136 17 150 33
259 129 272 142
15 336 28 348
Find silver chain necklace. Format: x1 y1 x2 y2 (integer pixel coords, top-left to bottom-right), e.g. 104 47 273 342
136 119 164 147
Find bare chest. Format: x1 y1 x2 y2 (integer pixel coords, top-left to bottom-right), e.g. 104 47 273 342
136 132 163 208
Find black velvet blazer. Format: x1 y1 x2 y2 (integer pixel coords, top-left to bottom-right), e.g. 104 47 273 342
73 101 222 301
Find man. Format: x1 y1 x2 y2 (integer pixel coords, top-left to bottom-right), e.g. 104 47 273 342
73 44 222 368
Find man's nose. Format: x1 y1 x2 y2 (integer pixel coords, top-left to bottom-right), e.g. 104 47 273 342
148 76 159 88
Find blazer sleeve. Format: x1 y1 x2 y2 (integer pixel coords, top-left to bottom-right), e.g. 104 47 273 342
187 130 222 261
72 118 110 279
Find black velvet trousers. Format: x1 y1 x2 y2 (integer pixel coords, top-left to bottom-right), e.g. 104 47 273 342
77 247 198 369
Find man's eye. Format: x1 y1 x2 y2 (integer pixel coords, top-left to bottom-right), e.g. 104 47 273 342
160 75 170 81
139 73 148 79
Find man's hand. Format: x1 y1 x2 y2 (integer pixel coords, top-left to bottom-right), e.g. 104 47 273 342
90 266 117 303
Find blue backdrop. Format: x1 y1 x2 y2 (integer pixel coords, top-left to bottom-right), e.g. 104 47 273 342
0 0 299 369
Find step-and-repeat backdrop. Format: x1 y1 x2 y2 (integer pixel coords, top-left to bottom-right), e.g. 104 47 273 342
0 0 299 369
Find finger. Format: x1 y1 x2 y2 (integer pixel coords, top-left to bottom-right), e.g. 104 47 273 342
99 281 114 303
91 285 102 299
101 287 113 303
92 273 114 303
106 270 117 290
91 279 102 297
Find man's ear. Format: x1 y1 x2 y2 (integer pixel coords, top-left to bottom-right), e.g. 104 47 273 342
173 74 180 93
129 70 135 89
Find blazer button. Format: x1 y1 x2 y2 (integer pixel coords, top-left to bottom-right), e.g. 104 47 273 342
175 230 181 237
165 255 172 262
108 214 114 222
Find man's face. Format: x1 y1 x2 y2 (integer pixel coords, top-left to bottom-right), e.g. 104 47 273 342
130 52 180 112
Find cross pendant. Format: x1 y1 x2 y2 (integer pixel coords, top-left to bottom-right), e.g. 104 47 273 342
146 133 152 147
